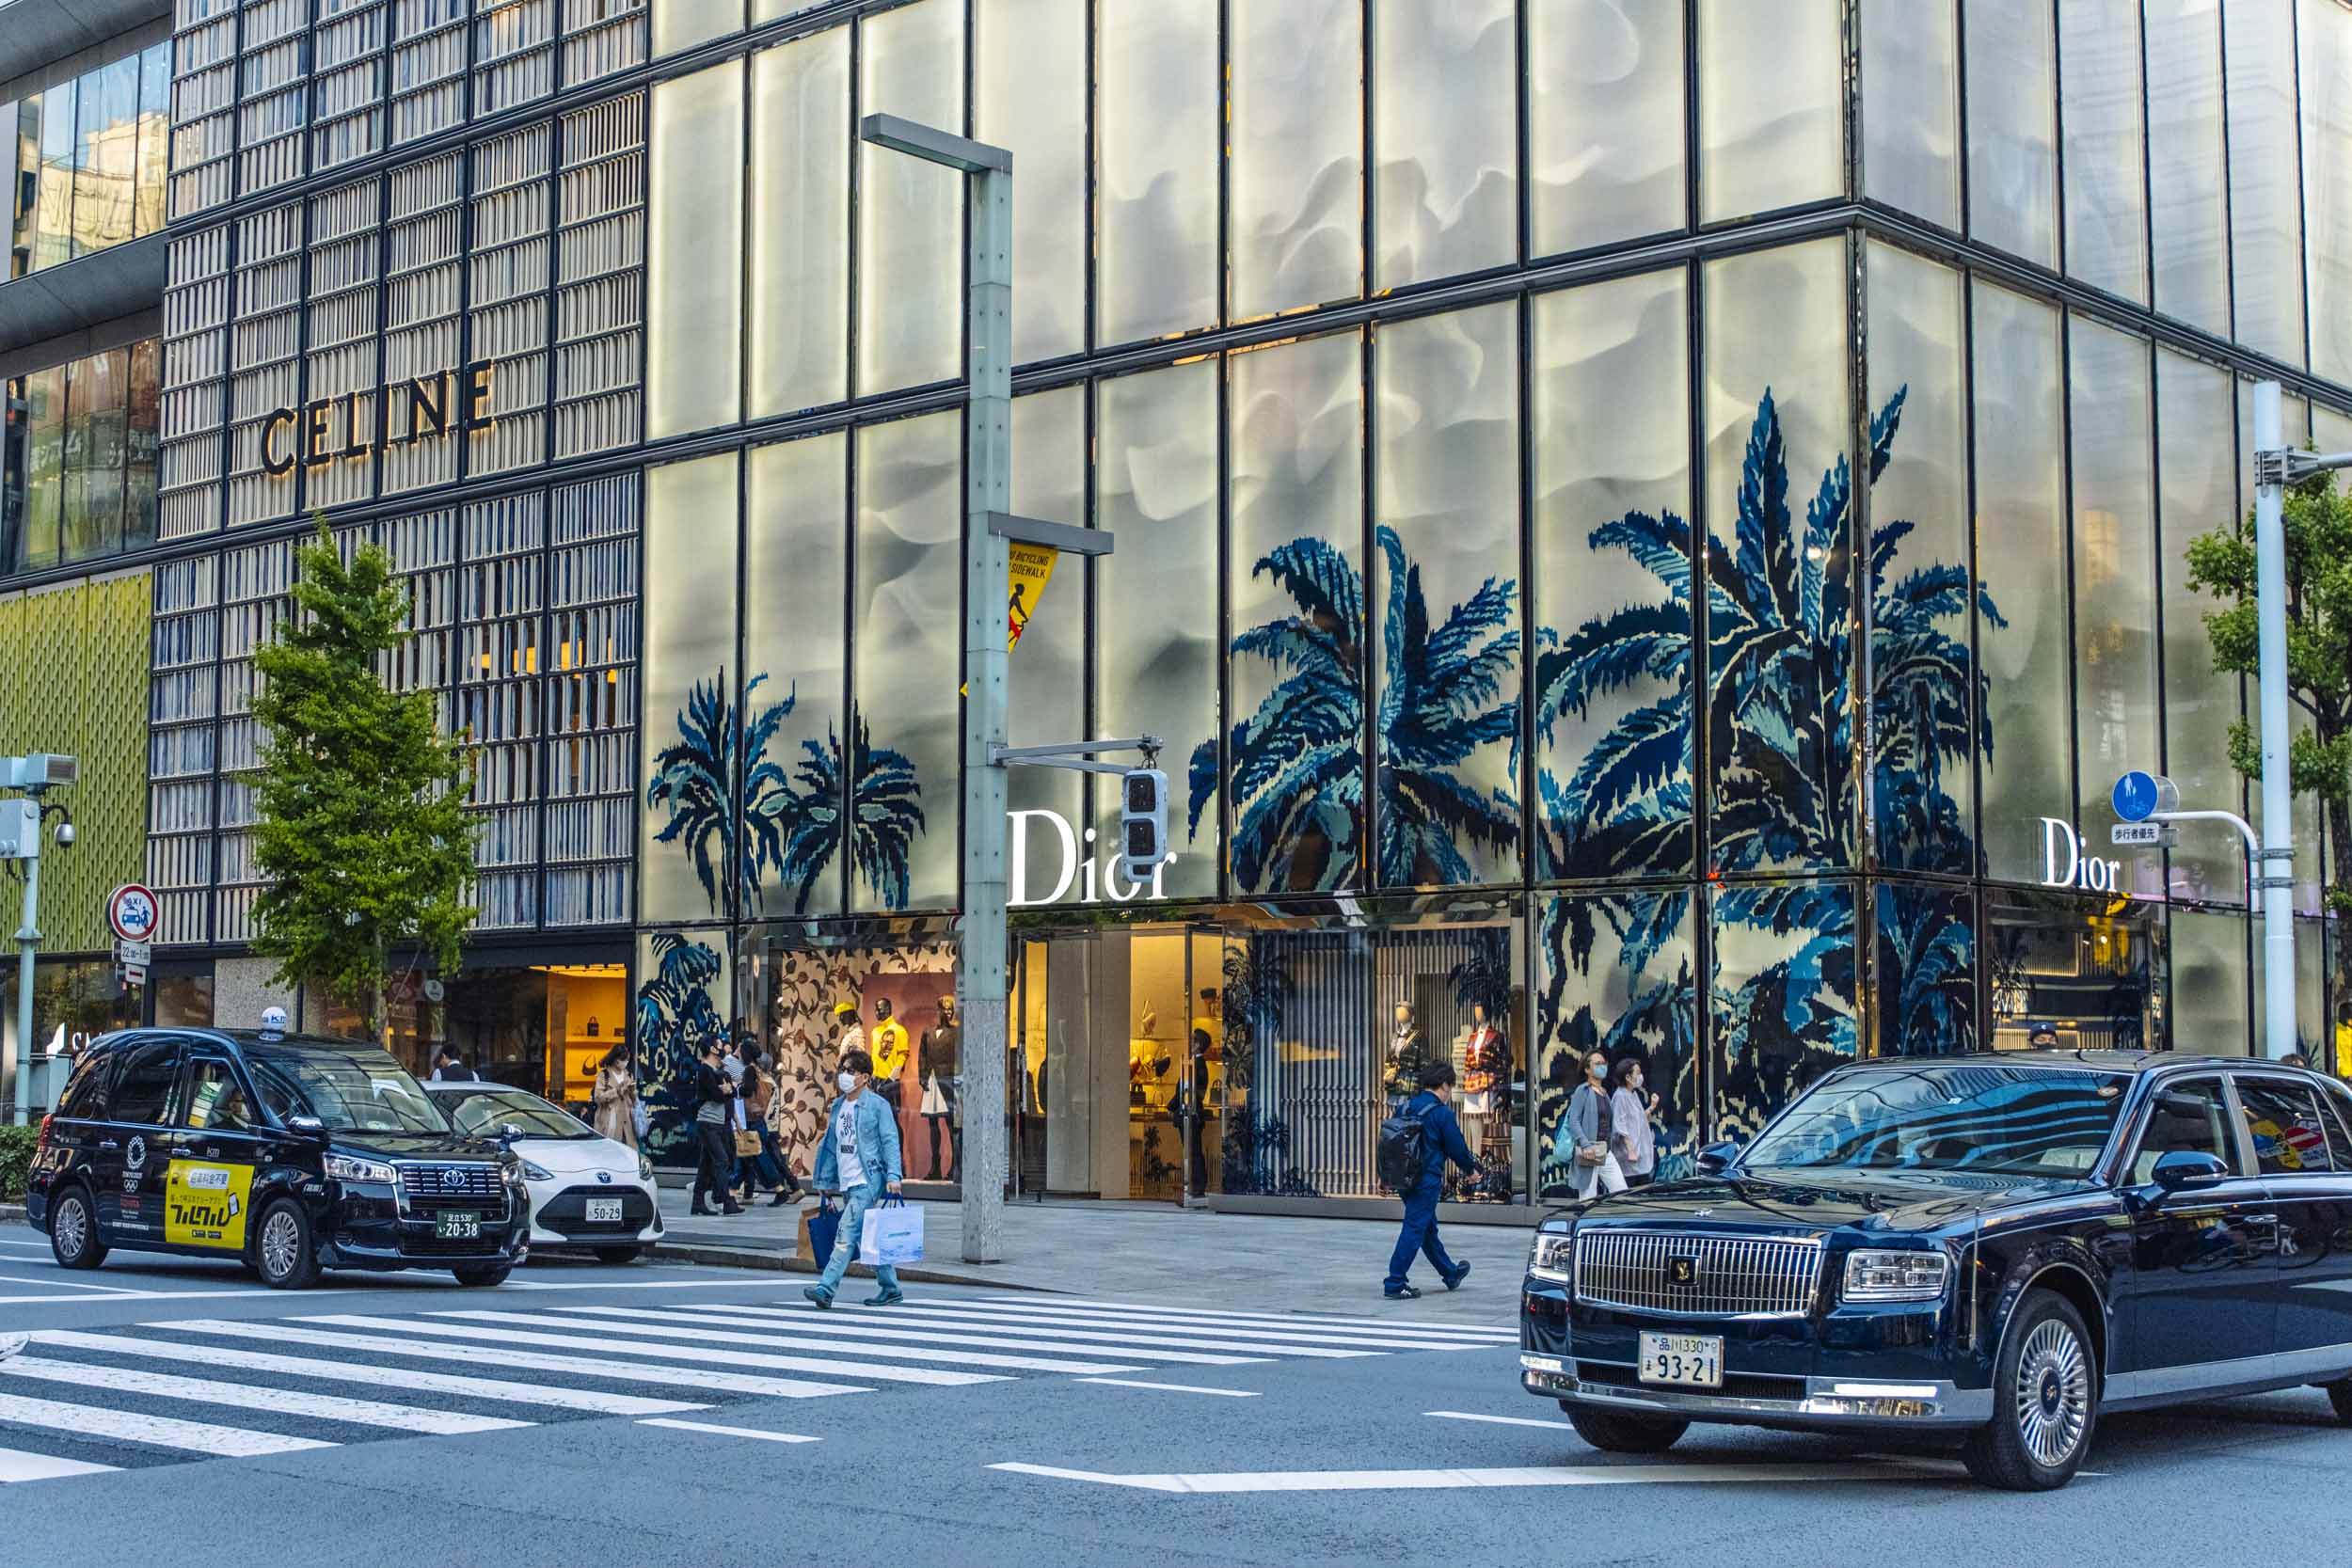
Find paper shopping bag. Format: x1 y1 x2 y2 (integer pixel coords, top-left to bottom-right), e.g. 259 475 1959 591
856 1198 925 1265
803 1201 841 1268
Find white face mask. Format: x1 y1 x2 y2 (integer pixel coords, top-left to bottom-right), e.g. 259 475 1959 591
837 1071 858 1094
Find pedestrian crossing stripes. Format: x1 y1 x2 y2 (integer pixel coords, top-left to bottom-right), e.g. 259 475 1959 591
0 1292 1515 1486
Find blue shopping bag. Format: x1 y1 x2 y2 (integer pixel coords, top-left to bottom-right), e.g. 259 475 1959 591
805 1199 841 1268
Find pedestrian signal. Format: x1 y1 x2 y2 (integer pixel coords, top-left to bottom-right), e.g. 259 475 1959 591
1120 768 1168 885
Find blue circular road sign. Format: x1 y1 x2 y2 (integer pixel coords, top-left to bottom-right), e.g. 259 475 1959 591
2113 771 2161 822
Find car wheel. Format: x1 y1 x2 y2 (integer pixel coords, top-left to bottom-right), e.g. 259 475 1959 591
594 1245 642 1266
452 1263 512 1287
1563 1404 1690 1455
48 1186 107 1271
2327 1380 2352 1425
1962 1288 2097 1491
253 1198 322 1290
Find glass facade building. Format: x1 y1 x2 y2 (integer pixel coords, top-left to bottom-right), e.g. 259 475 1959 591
102 0 2352 1202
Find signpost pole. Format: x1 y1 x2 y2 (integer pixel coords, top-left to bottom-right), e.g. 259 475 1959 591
2252 381 2297 1060
10 844 39 1126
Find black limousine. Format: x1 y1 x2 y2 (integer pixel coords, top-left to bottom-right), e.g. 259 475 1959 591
1520 1051 2352 1490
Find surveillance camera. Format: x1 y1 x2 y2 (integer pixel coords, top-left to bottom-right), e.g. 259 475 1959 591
53 821 74 847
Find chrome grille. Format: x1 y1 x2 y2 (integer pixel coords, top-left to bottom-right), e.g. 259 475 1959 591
1573 1230 1823 1317
398 1164 503 1200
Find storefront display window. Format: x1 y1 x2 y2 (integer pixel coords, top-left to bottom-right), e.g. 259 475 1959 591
755 937 959 1185
1984 888 2164 1052
378 961 629 1105
150 963 215 1027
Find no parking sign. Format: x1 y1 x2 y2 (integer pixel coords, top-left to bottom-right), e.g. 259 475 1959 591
107 883 160 943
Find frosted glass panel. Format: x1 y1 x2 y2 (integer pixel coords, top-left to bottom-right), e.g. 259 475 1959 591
641 451 743 921
1862 0 1959 229
977 0 1085 363
747 433 848 919
2059 0 2149 303
1697 0 1842 223
1963 0 2058 267
859 0 965 395
1529 0 1685 255
2146 0 2229 334
1231 0 1363 318
2302 0 2352 383
647 62 744 440
751 29 850 417
1373 0 1516 289
2155 351 2240 907
2227 0 2305 363
1096 0 1217 344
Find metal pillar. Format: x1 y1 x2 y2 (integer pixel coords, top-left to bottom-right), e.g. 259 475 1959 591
2251 381 2297 1060
10 845 38 1125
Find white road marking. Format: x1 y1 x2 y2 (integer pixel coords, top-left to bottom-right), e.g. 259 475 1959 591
658 1303 1269 1367
0 1275 151 1293
834 1299 1471 1353
980 1294 1520 1339
989 1459 1953 1494
1425 1410 1576 1431
307 1313 1002 1388
0 1354 530 1436
735 1301 1375 1359
0 1289 272 1306
946 1298 1512 1347
531 1307 1147 1375
1073 1378 1261 1398
0 1389 334 1458
0 1445 119 1481
153 1319 872 1402
0 1238 56 1249
637 1418 820 1444
28 1330 704 1416
0 1274 767 1307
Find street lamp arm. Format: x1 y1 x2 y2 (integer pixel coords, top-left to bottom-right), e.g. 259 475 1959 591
2152 808 2262 864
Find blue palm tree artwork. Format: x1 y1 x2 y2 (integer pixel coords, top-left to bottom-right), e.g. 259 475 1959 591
645 668 928 915
1191 525 1519 893
1537 387 1992 1137
1875 881 1977 1058
1537 890 1697 1197
632 931 725 1160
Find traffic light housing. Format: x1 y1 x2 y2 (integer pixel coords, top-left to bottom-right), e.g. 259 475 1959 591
1120 768 1168 885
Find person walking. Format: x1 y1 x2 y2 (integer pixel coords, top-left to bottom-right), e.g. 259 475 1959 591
1558 1049 1628 1200
1608 1057 1660 1188
1383 1060 1481 1300
591 1045 639 1149
803 1047 905 1308
430 1045 476 1083
689 1039 744 1216
739 1052 801 1205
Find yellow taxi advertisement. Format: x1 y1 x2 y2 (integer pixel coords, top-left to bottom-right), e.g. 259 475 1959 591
164 1160 253 1249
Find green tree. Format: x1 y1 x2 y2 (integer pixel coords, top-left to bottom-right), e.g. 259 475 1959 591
250 521 477 1037
2184 468 2352 918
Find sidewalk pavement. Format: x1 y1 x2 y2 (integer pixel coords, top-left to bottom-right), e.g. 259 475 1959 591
646 1188 1534 1323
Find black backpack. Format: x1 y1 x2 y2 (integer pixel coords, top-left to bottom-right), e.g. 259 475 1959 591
1376 1101 1431 1194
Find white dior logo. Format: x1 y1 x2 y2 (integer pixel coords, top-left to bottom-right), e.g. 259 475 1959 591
1007 808 1174 908
2040 817 2122 893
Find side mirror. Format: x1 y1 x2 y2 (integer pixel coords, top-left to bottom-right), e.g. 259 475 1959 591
2151 1148 2231 1192
1694 1141 1740 1177
287 1115 328 1141
498 1122 525 1144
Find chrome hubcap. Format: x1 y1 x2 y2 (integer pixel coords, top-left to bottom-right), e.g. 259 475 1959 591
2014 1318 2090 1468
260 1210 301 1278
55 1196 87 1258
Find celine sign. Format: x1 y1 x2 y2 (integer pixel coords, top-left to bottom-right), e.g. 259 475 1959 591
1008 808 1174 908
260 362 497 477
2039 817 2124 893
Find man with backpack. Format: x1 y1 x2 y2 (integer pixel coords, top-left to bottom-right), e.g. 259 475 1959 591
1379 1059 1482 1299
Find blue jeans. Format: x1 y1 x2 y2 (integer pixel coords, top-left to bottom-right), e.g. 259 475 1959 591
1385 1186 1458 1292
816 1182 902 1297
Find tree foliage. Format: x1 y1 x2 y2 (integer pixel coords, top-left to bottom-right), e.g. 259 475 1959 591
249 521 477 1033
2185 467 2352 917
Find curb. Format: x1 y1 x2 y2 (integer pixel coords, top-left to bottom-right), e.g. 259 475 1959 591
647 1239 1058 1292
1 1203 24 1226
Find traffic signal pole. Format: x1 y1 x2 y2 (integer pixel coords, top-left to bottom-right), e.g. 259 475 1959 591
2251 381 2298 1061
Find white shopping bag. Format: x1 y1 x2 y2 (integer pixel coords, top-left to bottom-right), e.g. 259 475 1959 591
857 1200 926 1266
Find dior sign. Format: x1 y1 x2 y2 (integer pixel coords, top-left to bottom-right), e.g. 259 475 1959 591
2040 817 2123 893
260 362 497 476
1007 808 1174 907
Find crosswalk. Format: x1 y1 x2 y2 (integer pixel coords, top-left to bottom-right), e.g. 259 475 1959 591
0 1293 1517 1485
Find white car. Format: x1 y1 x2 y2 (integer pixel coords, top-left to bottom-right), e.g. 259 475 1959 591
421 1082 661 1264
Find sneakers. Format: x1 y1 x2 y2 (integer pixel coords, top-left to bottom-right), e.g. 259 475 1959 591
803 1284 834 1309
1384 1284 1422 1300
1442 1262 1471 1291
865 1289 905 1307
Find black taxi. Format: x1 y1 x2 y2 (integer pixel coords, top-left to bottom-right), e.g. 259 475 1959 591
24 1026 531 1289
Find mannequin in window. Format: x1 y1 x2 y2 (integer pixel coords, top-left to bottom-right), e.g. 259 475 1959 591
869 997 910 1111
1383 1002 1424 1101
1459 1001 1508 1190
831 1000 865 1073
918 995 961 1180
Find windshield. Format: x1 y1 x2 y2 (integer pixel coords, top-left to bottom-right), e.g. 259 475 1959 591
1741 1065 2126 1179
246 1049 451 1135
435 1086 596 1140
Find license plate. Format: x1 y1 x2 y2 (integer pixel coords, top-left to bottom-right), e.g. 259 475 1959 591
1637 1332 1723 1388
584 1196 624 1225
435 1211 482 1240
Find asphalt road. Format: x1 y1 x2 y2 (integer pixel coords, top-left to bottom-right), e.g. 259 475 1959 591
1 1231 2347 1567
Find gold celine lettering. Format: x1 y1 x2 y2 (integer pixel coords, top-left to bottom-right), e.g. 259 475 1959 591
260 362 497 477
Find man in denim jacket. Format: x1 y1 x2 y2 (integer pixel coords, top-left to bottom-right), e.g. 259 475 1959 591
804 1047 906 1308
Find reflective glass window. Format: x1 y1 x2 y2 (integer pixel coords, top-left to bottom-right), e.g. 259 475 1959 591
63 347 128 562
126 337 159 551
1231 0 1362 319
1531 266 1692 881
136 42 169 238
2302 0 2352 382
1963 0 2057 267
1696 0 1842 223
1096 0 1216 344
646 61 744 439
853 412 961 911
1373 0 1516 290
1876 882 1978 1056
35 79 74 272
2155 350 2239 906
1861 0 1959 229
654 0 741 59
1536 889 1696 1191
2059 0 2149 303
977 0 1085 363
746 433 848 918
1373 302 1521 887
639 451 743 922
1098 359 1218 899
858 0 965 395
1224 334 1364 894
2069 319 2159 898
1711 879 1858 1136
2146 0 2229 334
2227 0 2305 364
1528 0 1684 256
2237 1080 2335 1175
2126 1075 2237 1174
751 28 850 417
72 55 138 258
1972 281 2070 883
20 366 66 570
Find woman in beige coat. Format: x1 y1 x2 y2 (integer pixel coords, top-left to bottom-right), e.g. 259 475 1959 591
592 1046 641 1150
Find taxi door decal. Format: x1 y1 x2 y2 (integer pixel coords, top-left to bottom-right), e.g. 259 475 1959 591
165 1161 254 1248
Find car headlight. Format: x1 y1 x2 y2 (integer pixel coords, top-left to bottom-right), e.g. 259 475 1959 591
1843 1249 1950 1302
638 1153 654 1182
324 1154 395 1183
1529 1228 1574 1284
516 1159 553 1182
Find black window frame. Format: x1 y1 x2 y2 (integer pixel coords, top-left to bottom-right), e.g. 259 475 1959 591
53 1046 116 1121
2121 1072 2249 1182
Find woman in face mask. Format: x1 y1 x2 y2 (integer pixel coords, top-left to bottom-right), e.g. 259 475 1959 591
1608 1057 1661 1188
804 1047 906 1308
1557 1049 1629 1201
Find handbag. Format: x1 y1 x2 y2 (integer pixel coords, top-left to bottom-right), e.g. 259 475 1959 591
857 1196 926 1265
804 1199 841 1268
1576 1142 1606 1166
629 1101 649 1139
733 1128 762 1158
